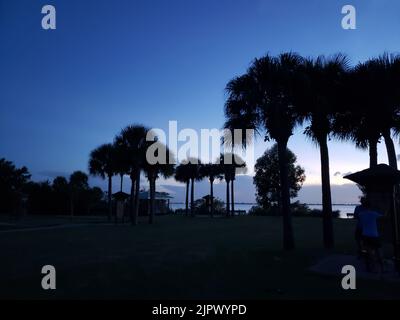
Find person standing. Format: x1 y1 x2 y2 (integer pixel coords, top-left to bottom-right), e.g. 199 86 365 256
354 197 367 258
358 198 384 273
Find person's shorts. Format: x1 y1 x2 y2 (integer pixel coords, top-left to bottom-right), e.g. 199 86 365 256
355 228 362 240
362 236 381 249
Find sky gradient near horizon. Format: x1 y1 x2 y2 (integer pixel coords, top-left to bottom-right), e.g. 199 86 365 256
1 0 400 203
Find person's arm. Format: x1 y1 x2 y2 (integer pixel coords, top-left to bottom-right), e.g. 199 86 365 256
354 206 360 219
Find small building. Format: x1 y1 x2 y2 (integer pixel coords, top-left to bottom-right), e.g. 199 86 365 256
112 191 130 222
139 191 173 216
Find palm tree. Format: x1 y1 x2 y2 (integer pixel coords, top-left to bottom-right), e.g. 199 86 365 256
181 158 202 217
175 163 193 216
199 163 223 217
333 60 384 168
88 143 116 221
225 53 304 250
219 153 246 217
143 141 175 224
333 109 382 168
229 154 247 217
298 54 350 249
115 125 149 225
220 154 232 217
364 54 400 169
334 54 400 170
113 142 130 192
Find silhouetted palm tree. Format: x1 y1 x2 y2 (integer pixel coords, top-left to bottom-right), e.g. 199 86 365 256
219 153 246 217
298 54 350 249
333 60 384 167
175 163 192 216
230 154 247 217
220 154 233 217
115 125 149 225
89 143 116 222
364 54 400 169
333 109 381 168
143 140 175 224
225 53 304 250
113 142 130 192
199 163 223 217
334 54 400 169
183 158 202 217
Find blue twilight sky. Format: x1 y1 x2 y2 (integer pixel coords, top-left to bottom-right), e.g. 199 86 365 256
1 0 400 203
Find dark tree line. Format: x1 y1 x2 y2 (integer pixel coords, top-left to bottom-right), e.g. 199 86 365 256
0 158 106 216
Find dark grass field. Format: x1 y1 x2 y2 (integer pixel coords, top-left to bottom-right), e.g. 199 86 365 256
0 215 399 299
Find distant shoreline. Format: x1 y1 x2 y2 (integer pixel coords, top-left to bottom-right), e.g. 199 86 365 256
170 202 358 206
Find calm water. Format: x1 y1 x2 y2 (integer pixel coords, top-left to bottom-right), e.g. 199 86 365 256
170 203 356 219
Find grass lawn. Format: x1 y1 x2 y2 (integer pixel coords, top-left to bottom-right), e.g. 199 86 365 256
0 215 399 299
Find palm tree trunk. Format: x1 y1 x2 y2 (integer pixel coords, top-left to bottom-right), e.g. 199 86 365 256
277 139 295 250
120 174 124 192
107 175 112 222
190 178 195 217
231 178 235 217
210 179 214 218
130 173 136 225
319 135 334 249
226 180 230 217
383 129 398 169
133 170 140 225
149 175 155 224
185 180 189 216
368 138 378 168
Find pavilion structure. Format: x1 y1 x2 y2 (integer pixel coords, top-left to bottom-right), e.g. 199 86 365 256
344 164 400 274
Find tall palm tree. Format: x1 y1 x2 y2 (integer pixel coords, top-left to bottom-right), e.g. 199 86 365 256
230 154 247 217
333 59 384 168
88 143 116 221
225 53 304 250
298 54 350 249
175 163 192 216
220 154 232 217
333 109 382 168
183 158 202 217
115 124 149 225
365 54 400 169
199 163 224 217
219 153 246 217
334 54 400 170
143 141 175 224
113 142 130 192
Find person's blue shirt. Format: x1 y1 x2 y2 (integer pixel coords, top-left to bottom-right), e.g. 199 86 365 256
359 209 383 238
354 205 365 229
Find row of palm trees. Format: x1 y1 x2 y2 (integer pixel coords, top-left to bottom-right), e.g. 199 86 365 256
224 52 400 250
88 125 246 224
89 125 174 224
175 154 246 218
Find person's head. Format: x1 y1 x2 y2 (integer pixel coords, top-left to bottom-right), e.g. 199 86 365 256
360 196 370 208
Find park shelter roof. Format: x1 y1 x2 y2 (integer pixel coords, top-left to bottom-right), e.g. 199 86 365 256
112 191 130 201
344 164 400 187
